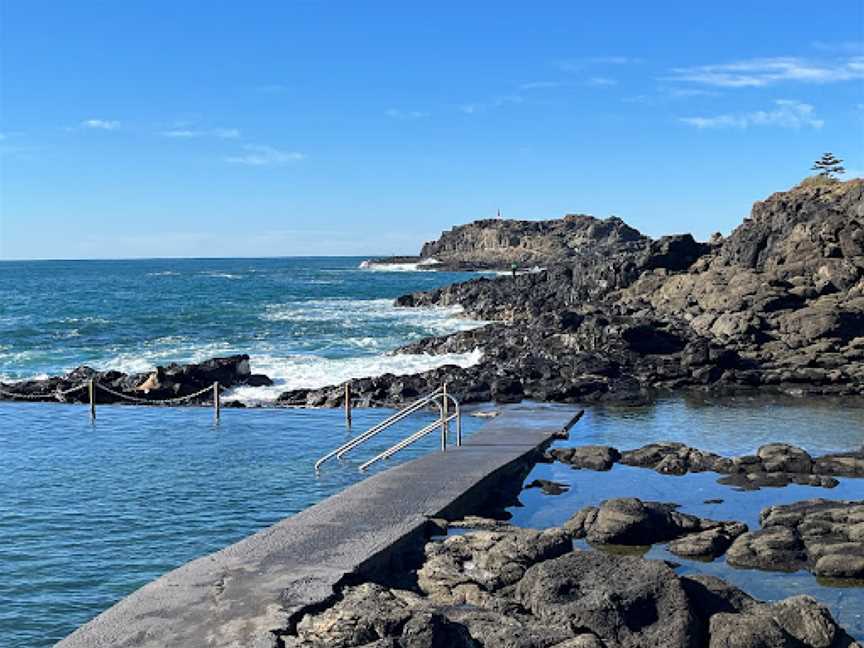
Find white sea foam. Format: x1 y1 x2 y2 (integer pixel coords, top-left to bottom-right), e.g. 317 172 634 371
225 347 484 403
359 257 441 272
146 271 181 277
201 272 243 279
260 299 483 335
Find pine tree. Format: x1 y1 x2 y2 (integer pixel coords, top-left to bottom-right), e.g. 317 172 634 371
811 152 846 178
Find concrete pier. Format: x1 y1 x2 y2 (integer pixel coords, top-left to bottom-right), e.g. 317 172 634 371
58 404 576 648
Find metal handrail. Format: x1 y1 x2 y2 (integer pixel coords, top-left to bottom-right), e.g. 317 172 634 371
314 385 461 473
334 388 443 460
359 412 459 472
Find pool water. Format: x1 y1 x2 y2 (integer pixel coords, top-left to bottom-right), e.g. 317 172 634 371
0 401 484 648
508 395 864 639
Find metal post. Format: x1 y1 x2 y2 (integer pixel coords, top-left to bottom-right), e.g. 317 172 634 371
213 382 220 421
344 382 352 429
89 378 96 421
456 403 462 447
441 383 448 451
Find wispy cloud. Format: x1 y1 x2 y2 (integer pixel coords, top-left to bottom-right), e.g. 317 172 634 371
585 76 617 86
224 144 304 166
680 99 824 129
668 56 864 87
161 128 240 139
459 95 523 115
384 109 429 119
81 119 120 130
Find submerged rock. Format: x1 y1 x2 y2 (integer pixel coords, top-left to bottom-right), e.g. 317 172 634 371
524 479 569 495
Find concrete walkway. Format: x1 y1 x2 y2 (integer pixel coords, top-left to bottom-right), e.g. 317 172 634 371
58 404 577 648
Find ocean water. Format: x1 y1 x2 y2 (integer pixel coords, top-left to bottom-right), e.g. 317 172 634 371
509 396 864 639
0 257 487 400
0 257 494 647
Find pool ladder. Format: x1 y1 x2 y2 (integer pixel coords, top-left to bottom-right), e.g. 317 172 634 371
314 385 461 473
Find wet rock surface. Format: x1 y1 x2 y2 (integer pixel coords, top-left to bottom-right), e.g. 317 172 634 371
284 178 864 409
548 441 862 490
563 497 747 559
0 354 272 404
283 513 861 648
727 499 864 578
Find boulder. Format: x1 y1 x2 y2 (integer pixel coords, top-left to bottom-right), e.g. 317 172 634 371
564 498 746 558
516 551 702 647
550 445 620 471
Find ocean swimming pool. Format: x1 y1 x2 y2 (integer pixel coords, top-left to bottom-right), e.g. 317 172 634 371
0 401 485 648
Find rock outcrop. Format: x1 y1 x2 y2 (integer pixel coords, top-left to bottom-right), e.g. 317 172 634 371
283 515 861 647
563 497 747 559
0 355 272 405
547 441 862 491
284 178 864 408
727 499 864 578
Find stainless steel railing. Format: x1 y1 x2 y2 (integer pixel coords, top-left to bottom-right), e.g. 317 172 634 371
314 384 461 473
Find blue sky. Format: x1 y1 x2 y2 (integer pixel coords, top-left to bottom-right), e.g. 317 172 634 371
1 1 862 260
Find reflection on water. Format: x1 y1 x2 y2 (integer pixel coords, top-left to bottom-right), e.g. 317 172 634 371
0 401 483 648
507 395 864 640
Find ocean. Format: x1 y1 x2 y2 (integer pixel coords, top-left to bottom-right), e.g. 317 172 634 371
0 257 491 647
0 257 487 398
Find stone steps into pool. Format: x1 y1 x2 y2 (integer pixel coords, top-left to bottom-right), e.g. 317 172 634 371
58 404 576 648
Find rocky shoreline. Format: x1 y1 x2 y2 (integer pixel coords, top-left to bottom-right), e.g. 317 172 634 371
282 497 863 647
6 177 863 413
279 177 864 409
0 354 271 405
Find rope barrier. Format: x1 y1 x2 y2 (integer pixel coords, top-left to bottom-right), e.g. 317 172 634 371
95 382 216 405
0 381 216 405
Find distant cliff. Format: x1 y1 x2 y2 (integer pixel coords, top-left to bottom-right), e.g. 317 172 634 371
417 214 645 268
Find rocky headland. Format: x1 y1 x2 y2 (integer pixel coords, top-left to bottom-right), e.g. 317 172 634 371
284 176 864 407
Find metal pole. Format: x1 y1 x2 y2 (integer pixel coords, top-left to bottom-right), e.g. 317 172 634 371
345 382 352 429
89 378 96 421
456 403 462 447
213 382 220 422
441 383 448 451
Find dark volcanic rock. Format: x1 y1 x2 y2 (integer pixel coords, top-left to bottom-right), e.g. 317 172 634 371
550 445 620 471
0 354 272 405
563 497 747 559
727 499 864 578
516 551 702 647
286 514 860 648
524 479 569 496
317 178 864 410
